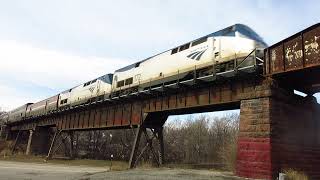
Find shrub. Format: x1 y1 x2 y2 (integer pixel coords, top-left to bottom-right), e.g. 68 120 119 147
218 137 238 171
283 169 309 180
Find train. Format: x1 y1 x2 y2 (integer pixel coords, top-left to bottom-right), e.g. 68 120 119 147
3 24 267 124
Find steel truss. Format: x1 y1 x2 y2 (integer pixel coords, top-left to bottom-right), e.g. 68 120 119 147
129 126 164 168
45 130 74 161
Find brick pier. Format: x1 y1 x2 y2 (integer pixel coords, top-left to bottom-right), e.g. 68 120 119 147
236 84 320 179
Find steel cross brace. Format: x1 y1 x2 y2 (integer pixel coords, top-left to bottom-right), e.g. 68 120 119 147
128 126 164 168
11 130 21 154
45 130 74 161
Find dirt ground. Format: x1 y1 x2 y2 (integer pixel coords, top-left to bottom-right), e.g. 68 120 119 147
0 160 248 180
87 168 247 180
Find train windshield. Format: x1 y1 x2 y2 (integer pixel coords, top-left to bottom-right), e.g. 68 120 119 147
211 24 267 47
235 24 267 47
98 74 113 84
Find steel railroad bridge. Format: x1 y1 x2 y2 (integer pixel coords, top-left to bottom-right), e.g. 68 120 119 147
3 24 320 180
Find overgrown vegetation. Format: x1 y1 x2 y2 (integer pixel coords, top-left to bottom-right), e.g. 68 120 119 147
0 140 13 157
283 169 309 180
164 114 239 171
62 113 240 171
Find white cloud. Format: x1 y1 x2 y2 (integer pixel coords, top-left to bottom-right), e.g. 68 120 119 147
0 40 130 110
1 0 320 60
0 84 32 111
0 40 129 88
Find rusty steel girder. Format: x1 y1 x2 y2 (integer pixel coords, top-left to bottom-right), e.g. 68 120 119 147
264 23 320 75
264 23 320 94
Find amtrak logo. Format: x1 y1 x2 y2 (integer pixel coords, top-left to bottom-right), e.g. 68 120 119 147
187 49 207 60
89 87 95 93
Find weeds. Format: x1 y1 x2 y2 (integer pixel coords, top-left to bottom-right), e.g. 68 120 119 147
283 169 309 180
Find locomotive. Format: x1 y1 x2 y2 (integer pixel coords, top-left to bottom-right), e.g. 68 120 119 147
5 24 267 123
112 24 266 95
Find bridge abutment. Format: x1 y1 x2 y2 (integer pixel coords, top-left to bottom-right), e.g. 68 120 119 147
237 96 273 179
237 85 320 179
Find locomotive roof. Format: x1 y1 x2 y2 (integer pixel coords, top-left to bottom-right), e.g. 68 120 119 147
97 73 113 84
9 103 33 113
115 24 266 73
60 73 114 94
210 24 267 46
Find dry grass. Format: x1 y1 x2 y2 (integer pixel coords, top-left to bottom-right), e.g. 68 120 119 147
0 140 128 171
136 161 153 169
0 140 13 157
109 161 129 171
283 169 309 180
0 154 42 162
218 139 238 172
165 163 196 169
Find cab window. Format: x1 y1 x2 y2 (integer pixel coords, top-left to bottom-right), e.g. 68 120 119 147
179 43 190 52
171 48 178 55
192 37 207 47
117 80 124 88
125 77 133 85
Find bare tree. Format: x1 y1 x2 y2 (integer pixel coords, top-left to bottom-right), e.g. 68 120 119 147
52 112 240 170
163 113 239 169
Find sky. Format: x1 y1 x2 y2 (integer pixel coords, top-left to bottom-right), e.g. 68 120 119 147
0 0 320 112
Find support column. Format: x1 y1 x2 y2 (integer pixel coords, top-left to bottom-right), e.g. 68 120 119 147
128 126 165 168
271 95 320 179
236 89 320 180
0 125 7 139
69 131 74 159
4 130 9 141
157 127 164 165
4 127 11 141
46 130 61 160
129 113 168 168
236 97 273 179
25 129 34 155
129 127 143 168
11 130 21 154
